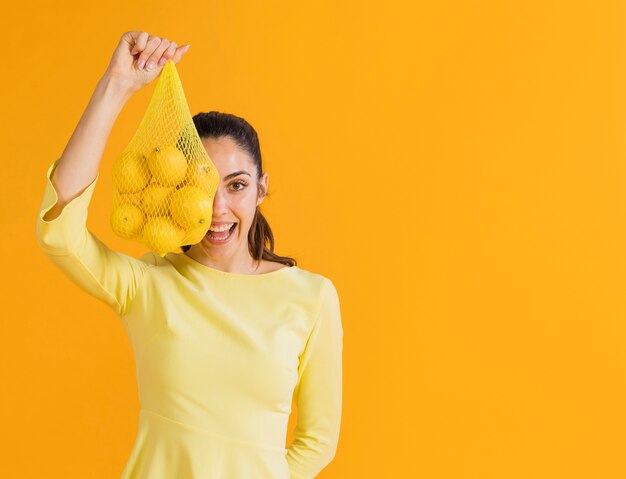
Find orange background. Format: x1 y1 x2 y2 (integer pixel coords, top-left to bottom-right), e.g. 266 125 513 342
2 1 626 478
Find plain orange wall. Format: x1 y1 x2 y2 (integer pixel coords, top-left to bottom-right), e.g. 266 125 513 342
2 1 626 478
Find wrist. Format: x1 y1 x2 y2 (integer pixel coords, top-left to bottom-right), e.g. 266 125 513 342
99 70 136 102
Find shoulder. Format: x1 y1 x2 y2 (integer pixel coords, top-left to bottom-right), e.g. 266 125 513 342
139 251 166 266
137 252 176 274
287 266 338 301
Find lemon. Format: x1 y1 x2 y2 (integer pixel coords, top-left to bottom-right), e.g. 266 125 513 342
182 224 211 246
110 203 146 239
114 190 142 208
147 145 188 187
141 183 175 216
142 216 185 255
113 151 150 193
186 157 218 192
169 185 213 230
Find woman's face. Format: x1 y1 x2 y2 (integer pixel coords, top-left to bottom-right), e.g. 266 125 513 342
188 136 268 261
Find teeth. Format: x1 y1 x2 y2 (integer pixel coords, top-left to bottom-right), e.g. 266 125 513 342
209 223 234 232
208 224 235 241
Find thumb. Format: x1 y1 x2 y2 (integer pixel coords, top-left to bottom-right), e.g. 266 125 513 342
171 44 191 64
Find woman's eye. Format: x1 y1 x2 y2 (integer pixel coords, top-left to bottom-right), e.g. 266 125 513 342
231 181 247 191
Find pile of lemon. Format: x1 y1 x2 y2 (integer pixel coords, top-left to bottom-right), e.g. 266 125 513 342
110 145 218 255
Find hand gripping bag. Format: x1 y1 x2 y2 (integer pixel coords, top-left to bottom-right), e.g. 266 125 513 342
110 60 219 257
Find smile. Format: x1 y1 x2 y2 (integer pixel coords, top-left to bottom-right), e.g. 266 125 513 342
205 223 237 244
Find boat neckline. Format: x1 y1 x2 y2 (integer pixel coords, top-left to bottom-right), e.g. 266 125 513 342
174 252 297 278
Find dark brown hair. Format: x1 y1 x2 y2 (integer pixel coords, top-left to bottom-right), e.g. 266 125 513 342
181 111 297 268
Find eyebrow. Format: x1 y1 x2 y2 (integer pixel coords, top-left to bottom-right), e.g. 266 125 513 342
223 171 252 180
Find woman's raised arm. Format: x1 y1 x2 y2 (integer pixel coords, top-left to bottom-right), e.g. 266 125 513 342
36 32 191 319
44 31 191 220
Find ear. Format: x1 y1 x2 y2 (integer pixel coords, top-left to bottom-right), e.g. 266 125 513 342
256 172 269 207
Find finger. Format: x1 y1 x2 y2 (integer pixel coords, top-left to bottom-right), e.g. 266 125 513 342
137 35 162 70
130 31 149 56
144 38 171 71
158 40 178 66
171 44 191 65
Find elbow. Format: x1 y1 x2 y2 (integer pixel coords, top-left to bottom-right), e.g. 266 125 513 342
323 439 339 470
35 219 50 252
35 218 57 252
35 196 82 254
318 437 339 465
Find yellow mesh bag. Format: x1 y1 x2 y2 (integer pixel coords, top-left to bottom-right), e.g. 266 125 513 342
110 60 219 257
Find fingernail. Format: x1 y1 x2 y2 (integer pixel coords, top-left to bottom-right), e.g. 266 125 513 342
147 61 155 70
183 45 191 53
158 57 167 66
138 59 145 69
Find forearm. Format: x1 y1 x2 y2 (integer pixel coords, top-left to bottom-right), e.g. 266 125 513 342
287 436 338 479
44 72 134 220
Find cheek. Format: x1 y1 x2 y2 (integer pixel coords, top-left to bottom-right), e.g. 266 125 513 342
231 196 258 222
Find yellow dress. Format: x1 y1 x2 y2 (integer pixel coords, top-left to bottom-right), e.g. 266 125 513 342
35 159 343 479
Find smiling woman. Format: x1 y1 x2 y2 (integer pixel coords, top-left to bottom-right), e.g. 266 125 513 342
181 111 297 273
35 32 343 479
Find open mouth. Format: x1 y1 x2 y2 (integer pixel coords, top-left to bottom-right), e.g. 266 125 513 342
206 222 237 242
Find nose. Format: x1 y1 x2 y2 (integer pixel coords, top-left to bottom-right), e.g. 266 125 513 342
211 185 229 216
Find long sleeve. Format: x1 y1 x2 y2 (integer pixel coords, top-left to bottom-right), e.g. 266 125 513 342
287 278 344 479
35 158 154 319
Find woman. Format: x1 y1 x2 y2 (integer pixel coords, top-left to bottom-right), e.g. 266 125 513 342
35 31 343 479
